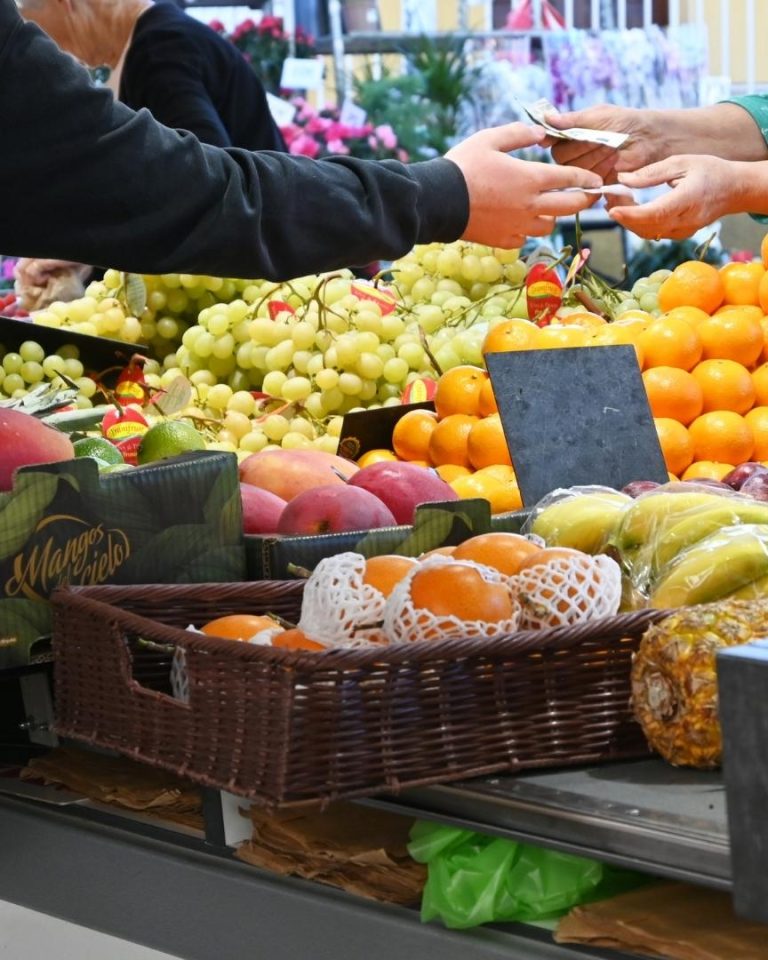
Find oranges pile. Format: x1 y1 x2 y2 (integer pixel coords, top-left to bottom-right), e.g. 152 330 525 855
386 365 523 514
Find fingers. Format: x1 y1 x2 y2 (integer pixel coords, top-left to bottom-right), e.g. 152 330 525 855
608 196 691 240
535 190 601 217
544 110 596 130
540 163 603 191
477 122 548 153
618 159 684 189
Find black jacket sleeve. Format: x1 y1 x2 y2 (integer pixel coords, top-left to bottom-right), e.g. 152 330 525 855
0 2 468 280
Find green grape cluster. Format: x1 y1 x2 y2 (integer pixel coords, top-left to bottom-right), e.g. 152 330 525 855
0 339 98 408
614 269 674 318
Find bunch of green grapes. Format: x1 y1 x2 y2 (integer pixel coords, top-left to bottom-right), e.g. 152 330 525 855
613 269 674 317
0 339 98 408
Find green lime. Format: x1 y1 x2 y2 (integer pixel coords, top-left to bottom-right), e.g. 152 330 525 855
137 420 206 465
100 463 134 474
73 436 125 465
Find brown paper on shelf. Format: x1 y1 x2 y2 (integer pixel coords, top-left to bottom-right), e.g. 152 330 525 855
20 746 203 829
235 803 426 905
556 882 768 960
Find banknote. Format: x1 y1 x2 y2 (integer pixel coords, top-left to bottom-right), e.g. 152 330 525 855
522 98 629 149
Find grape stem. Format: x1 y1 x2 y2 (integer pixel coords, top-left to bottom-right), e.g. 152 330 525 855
418 326 443 377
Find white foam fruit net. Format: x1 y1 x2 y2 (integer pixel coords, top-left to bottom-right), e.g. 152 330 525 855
298 551 389 647
382 555 521 644
509 554 622 631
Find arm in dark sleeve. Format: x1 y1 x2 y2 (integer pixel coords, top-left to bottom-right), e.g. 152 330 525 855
0 6 468 280
137 64 234 147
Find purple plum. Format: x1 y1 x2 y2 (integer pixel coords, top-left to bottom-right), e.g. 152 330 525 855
739 472 768 502
621 480 661 498
722 462 768 491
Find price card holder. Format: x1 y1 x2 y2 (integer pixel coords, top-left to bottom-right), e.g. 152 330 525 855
485 345 668 506
337 401 434 461
280 57 324 91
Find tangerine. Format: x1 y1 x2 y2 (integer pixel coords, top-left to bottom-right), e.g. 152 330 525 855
638 317 703 370
588 322 644 367
761 235 768 269
759 318 768 364
453 533 540 575
654 418 695 475
428 413 478 468
474 466 523 513
362 555 418 597
720 261 765 306
434 365 488 418
697 310 764 366
681 460 736 482
477 377 498 416
715 304 764 322
434 463 471 483
409 563 514 623
744 406 768 460
200 614 280 641
392 408 437 462
658 261 725 314
356 448 398 467
516 547 584 570
271 628 325 651
662 305 711 328
691 359 756 414
555 311 606 328
467 414 512 469
753 363 768 405
537 325 590 348
642 366 703 425
758 271 768 314
482 318 541 354
688 411 755 464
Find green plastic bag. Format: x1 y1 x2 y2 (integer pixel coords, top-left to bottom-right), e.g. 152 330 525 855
408 821 649 930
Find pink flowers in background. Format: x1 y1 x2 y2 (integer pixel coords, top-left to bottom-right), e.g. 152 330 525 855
281 99 408 162
217 16 317 95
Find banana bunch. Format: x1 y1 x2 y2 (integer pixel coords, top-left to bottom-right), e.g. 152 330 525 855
528 487 631 555
650 524 768 608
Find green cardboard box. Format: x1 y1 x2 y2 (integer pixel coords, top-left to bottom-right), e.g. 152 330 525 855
0 450 245 669
244 500 530 580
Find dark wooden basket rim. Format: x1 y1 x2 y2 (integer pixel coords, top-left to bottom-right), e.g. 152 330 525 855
51 583 670 668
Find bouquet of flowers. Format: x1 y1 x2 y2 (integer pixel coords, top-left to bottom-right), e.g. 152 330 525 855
210 16 317 95
280 98 409 162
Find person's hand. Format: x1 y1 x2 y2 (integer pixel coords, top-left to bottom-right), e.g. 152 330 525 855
14 258 90 288
446 124 603 248
606 155 738 240
546 106 667 180
14 258 92 311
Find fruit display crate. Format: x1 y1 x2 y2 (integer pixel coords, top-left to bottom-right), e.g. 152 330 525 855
51 579 668 809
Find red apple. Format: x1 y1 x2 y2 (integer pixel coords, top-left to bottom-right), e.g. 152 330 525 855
277 484 396 535
240 483 286 534
0 408 74 491
239 448 358 501
722 462 768 491
346 461 458 525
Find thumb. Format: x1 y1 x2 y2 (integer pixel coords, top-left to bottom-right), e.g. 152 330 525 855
480 123 547 152
618 160 683 189
544 110 588 129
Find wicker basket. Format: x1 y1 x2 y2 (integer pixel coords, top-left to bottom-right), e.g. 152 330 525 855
51 582 668 809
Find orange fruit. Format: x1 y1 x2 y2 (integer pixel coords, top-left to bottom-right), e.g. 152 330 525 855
474 467 523 513
392 408 437 462
642 366 703 425
761 235 768 269
663 305 711 328
758 318 768 364
697 310 764 366
453 532 540 575
409 563 514 624
467 413 511 469
362 555 418 597
434 365 488 419
201 613 280 641
745 406 768 460
482 318 541 354
613 310 654 326
588 322 644 367
681 460 735 482
720 261 765 306
688 411 755 464
654 418 694 476
638 317 703 370
658 261 725 314
477 377 498 416
434 463 471 483
428 413 478 468
356 448 398 467
419 546 457 560
758 271 768 314
691 359 756 414
271 628 325 651
517 546 584 570
715 304 764 322
753 363 768 405
537 325 590 348
555 311 606 328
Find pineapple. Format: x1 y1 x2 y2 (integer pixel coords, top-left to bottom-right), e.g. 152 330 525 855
631 599 768 768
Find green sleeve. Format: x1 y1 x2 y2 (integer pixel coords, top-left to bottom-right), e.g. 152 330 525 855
722 95 768 223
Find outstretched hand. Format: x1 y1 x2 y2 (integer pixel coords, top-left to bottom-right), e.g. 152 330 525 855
446 123 603 248
606 155 741 240
546 105 666 180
